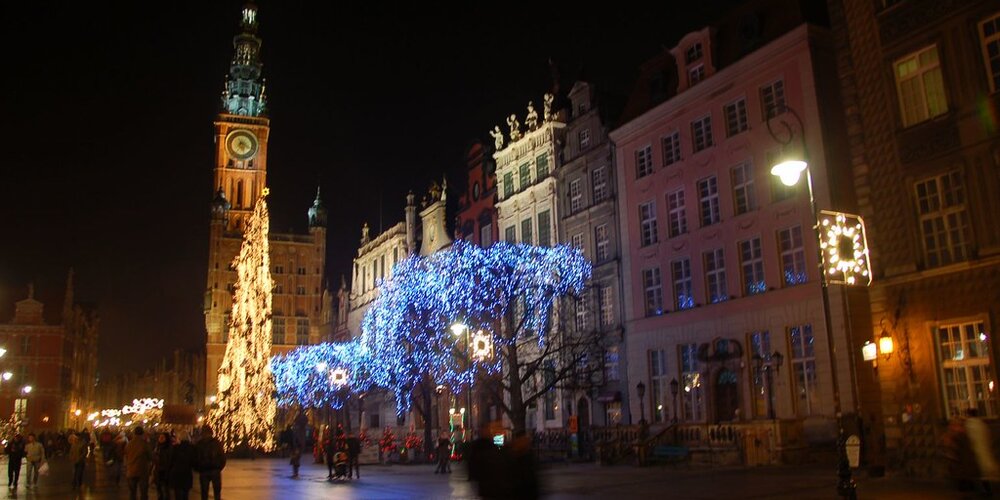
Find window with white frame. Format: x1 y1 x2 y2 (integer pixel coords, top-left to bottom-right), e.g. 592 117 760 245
642 267 663 316
536 153 550 179
731 161 757 215
595 224 610 262
569 178 583 213
667 189 687 237
760 79 786 119
272 317 285 344
605 345 621 382
519 163 531 191
691 116 714 152
480 222 493 247
724 98 749 136
704 248 728 304
748 330 772 419
599 285 614 327
680 343 705 422
778 226 808 285
937 320 997 418
662 132 682 166
698 176 721 226
579 128 591 150
537 210 551 246
740 237 766 295
296 318 310 345
895 45 948 127
571 233 585 254
639 201 658 246
650 349 669 423
789 324 818 416
981 14 1000 93
686 42 703 63
916 171 971 267
636 146 654 178
521 218 533 244
504 226 516 242
592 167 609 204
503 172 514 198
574 290 589 333
671 258 694 310
688 65 705 86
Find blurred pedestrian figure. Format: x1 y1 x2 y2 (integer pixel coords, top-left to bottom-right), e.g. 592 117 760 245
194 424 225 500
6 433 25 489
345 433 361 479
434 433 451 474
966 408 999 495
290 411 307 478
168 431 196 500
69 433 87 490
110 432 128 487
24 433 45 488
101 427 114 461
322 427 336 479
508 430 539 500
125 426 152 500
279 425 293 458
152 431 173 499
467 426 508 498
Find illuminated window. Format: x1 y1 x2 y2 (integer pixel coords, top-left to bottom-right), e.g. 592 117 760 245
704 248 728 304
915 171 970 267
671 258 694 310
789 324 818 416
937 320 996 418
642 268 663 316
650 349 669 423
739 237 766 295
679 343 705 422
605 345 620 382
778 226 808 286
981 14 1000 92
296 319 309 345
894 45 948 127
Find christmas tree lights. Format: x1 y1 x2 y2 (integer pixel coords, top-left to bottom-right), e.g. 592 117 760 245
209 190 277 452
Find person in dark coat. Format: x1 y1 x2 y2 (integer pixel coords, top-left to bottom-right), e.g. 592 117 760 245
152 432 173 500
194 425 225 500
6 433 25 489
345 433 361 479
168 432 196 500
434 433 451 474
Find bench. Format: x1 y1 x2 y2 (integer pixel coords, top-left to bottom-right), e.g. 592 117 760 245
651 445 690 463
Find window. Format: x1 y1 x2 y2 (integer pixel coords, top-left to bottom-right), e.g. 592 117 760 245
480 222 493 247
656 134 679 170
274 265 284 274
537 210 551 246
982 14 1000 92
691 116 713 152
671 258 694 310
592 167 609 204
739 237 766 295
595 224 610 262
680 343 705 422
760 80 786 119
937 321 997 418
543 361 556 420
296 318 309 345
704 248 728 304
697 176 721 226
272 317 285 345
296 286 306 295
688 65 705 86
599 285 614 327
521 218 533 245
789 324 818 416
571 233 584 253
574 290 589 333
519 163 531 191
894 45 948 127
916 171 971 267
724 98 749 136
21 336 30 355
536 153 549 179
569 179 583 213
297 267 307 275
667 189 687 238
748 331 772 419
605 346 620 382
650 349 669 423
642 268 664 316
503 172 514 198
685 43 703 63
731 161 756 215
579 128 591 149
504 226 516 242
639 201 658 246
635 146 654 178
778 226 808 285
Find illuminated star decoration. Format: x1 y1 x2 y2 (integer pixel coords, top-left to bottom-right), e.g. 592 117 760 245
209 189 277 452
818 210 872 286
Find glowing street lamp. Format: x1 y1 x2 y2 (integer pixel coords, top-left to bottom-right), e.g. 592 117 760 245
2 372 12 381
21 386 32 394
770 159 808 187
0 347 7 358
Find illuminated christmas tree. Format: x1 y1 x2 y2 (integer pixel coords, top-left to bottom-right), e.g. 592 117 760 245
209 189 277 452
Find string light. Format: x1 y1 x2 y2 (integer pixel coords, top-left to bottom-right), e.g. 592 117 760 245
208 191 277 452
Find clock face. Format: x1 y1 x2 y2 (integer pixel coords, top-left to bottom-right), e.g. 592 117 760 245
226 129 259 161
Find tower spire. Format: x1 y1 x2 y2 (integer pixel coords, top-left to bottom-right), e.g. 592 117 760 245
221 2 266 116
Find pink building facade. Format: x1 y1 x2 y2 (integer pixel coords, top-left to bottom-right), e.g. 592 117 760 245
612 22 866 445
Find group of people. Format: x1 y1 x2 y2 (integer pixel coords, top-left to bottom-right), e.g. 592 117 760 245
280 417 361 481
5 424 227 500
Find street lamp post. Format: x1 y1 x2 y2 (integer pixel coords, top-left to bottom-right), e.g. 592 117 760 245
635 381 646 425
669 378 679 424
768 106 856 498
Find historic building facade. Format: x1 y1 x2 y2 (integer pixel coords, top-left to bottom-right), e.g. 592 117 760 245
96 349 205 413
829 0 1000 476
0 276 99 431
202 4 329 403
612 3 865 449
455 141 498 248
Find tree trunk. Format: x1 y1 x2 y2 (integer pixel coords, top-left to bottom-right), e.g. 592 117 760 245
421 382 434 462
506 339 527 435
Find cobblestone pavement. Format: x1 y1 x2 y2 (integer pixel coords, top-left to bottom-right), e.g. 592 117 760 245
0 455 967 499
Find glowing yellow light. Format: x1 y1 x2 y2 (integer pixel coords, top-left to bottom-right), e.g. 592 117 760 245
471 330 493 361
819 210 872 286
879 334 894 358
862 341 877 362
770 160 807 186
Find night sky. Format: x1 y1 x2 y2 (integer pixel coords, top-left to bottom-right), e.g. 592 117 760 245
0 1 741 376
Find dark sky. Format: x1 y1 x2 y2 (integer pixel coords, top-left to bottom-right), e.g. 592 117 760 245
0 1 742 376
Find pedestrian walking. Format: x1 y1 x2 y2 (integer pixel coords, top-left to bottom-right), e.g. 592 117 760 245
125 426 152 500
24 433 45 488
323 427 336 479
346 433 361 479
434 433 451 474
168 432 196 500
69 433 87 490
6 433 25 489
965 408 999 495
194 424 225 500
290 411 307 478
100 427 114 462
152 431 173 499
